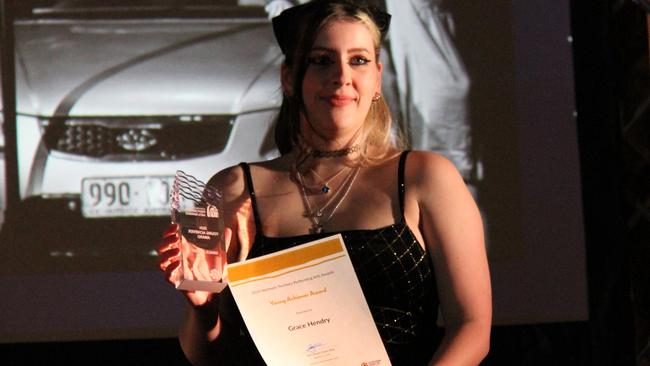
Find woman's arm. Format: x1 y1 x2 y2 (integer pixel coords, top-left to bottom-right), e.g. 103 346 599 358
409 151 492 365
158 222 229 366
159 165 253 366
177 279 225 366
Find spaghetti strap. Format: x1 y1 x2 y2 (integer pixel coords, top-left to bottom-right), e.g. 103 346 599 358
239 162 263 231
398 150 410 218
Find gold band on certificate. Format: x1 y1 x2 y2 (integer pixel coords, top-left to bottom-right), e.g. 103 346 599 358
227 234 391 366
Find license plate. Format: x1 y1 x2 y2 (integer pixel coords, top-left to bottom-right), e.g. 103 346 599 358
81 176 175 218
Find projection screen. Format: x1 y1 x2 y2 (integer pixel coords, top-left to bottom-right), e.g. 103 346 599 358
0 0 587 342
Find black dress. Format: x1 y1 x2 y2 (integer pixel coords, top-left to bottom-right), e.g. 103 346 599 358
220 151 441 365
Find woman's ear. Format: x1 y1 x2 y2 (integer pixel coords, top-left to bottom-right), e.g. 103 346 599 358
281 64 294 97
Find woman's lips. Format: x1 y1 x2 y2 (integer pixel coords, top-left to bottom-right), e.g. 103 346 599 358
322 95 355 107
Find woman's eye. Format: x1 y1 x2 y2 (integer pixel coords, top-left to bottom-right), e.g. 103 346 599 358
307 56 333 65
350 56 371 65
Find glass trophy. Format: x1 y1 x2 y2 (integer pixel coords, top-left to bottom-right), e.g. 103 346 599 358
170 170 227 292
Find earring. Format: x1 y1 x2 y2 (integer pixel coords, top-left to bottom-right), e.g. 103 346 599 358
372 93 381 102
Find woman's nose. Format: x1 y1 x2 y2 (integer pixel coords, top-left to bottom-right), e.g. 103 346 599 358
332 61 351 86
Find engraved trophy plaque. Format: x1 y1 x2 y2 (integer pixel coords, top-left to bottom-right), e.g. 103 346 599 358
170 170 227 292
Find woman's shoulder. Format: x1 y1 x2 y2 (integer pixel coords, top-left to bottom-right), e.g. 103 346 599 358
403 150 466 194
206 156 287 200
405 150 459 173
206 164 247 202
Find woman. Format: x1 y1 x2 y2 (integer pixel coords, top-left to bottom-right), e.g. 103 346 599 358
158 1 491 365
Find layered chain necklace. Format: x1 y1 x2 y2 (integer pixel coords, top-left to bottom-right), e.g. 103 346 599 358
296 165 361 234
304 166 347 194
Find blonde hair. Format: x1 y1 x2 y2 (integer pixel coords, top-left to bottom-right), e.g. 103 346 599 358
273 2 406 165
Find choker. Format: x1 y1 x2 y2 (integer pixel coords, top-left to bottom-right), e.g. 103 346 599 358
311 145 360 158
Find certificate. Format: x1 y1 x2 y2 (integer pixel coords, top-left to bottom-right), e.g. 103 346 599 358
227 234 391 366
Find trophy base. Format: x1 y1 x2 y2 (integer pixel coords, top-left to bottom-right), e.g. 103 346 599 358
175 279 227 293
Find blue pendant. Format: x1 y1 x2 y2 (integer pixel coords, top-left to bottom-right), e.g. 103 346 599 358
322 185 330 193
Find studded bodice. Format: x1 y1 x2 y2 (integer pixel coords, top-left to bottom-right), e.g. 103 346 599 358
226 151 440 365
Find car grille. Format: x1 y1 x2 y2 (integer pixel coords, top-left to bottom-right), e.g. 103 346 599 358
42 115 233 160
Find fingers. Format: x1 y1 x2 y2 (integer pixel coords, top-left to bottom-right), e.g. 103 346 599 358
157 234 179 254
223 227 232 250
159 243 181 285
158 243 179 268
157 224 182 284
156 224 179 254
162 259 181 284
157 245 179 264
162 223 179 238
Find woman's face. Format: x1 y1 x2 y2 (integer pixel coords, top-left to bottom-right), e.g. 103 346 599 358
297 18 382 141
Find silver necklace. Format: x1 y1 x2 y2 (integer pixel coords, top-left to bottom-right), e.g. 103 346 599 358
297 166 355 219
297 166 360 234
307 166 347 194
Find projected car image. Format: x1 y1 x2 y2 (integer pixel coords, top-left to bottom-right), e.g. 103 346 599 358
1 2 281 269
14 7 281 220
